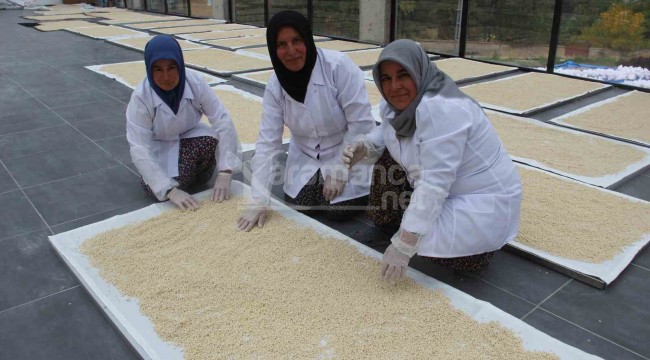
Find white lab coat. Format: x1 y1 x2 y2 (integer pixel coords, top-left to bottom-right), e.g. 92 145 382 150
251 48 375 204
126 70 241 201
366 93 522 257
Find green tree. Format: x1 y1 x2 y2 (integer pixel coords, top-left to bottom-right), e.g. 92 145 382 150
579 3 647 50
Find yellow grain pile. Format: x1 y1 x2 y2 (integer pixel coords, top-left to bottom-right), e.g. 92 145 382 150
557 91 650 144
488 112 647 178
461 73 608 113
517 167 650 262
82 198 557 360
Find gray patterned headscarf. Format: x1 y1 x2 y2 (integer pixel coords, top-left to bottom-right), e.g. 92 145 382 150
372 39 471 137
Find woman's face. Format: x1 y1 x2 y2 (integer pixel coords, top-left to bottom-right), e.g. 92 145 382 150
379 61 417 111
276 26 307 72
152 59 179 91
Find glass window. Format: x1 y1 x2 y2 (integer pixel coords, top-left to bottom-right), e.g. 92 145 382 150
146 0 165 13
126 0 145 10
556 0 650 88
313 0 360 40
396 0 461 55
270 0 308 19
466 0 555 68
190 0 212 18
235 0 265 26
167 0 189 16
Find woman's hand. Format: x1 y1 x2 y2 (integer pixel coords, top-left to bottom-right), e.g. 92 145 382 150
168 187 200 211
380 245 411 282
342 141 367 169
212 172 232 202
380 229 420 282
323 175 345 202
236 206 267 232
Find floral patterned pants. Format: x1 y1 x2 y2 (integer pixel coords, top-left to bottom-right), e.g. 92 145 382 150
367 149 495 273
140 136 217 199
284 169 367 221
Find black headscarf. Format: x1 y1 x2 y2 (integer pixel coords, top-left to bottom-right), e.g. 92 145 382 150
144 35 186 114
266 10 318 103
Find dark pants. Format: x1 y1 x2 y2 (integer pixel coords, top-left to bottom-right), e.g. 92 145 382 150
367 149 495 273
284 169 367 221
140 136 218 199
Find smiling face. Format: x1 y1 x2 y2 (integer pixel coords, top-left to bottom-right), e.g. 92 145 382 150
379 60 417 111
275 26 307 72
151 59 179 91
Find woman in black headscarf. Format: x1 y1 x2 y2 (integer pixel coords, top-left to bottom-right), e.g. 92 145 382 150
343 39 522 281
126 35 241 211
236 10 375 231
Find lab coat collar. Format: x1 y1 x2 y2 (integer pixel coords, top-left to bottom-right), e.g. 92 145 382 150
310 55 325 86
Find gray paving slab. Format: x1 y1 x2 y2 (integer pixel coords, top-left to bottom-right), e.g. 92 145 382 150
477 250 571 305
613 174 650 202
540 267 650 358
0 229 78 312
0 92 49 117
4 142 119 188
96 82 135 103
0 190 47 241
409 254 538 319
524 309 646 360
0 107 66 136
21 73 96 97
632 246 650 270
0 123 88 160
51 198 154 235
0 165 17 194
34 87 108 109
73 114 127 140
52 99 127 123
95 135 133 163
24 165 148 227
0 286 139 360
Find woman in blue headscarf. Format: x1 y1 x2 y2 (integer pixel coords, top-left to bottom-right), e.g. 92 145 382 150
126 35 241 211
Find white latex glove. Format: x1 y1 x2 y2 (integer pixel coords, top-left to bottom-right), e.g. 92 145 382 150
212 171 232 203
236 205 267 232
380 229 420 282
168 187 200 211
342 141 367 169
323 175 346 202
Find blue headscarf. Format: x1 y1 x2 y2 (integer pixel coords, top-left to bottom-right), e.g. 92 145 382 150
144 35 185 114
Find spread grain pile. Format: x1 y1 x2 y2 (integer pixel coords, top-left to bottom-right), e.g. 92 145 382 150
114 36 204 51
243 70 273 84
71 26 144 38
434 58 513 82
96 62 217 89
82 198 556 359
210 88 291 143
487 112 647 178
461 73 608 113
345 49 382 68
517 167 650 263
183 48 271 73
558 91 650 144
35 20 95 31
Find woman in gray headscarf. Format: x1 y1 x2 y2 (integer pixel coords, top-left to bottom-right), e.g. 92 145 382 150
343 39 522 282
